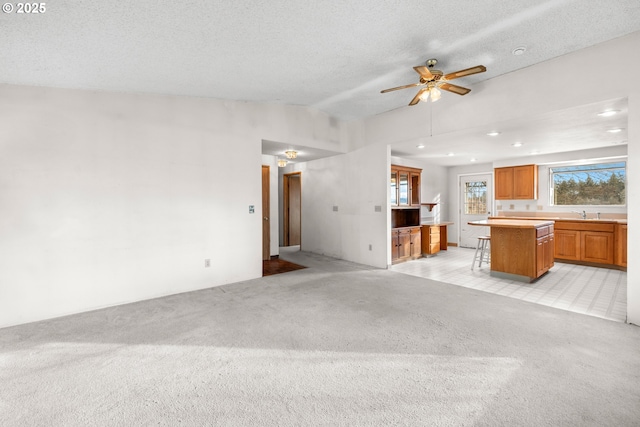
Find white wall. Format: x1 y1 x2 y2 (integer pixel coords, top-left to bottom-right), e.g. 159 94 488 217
0 85 345 328
292 145 389 268
365 32 640 324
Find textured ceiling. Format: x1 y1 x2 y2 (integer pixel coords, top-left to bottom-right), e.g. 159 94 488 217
2 0 640 121
2 1 639 165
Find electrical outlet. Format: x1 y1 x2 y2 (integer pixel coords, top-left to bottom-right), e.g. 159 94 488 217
204 259 211 268
369 244 372 251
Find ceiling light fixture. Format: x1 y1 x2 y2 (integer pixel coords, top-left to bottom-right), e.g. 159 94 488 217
470 158 477 162
430 86 442 102
277 159 287 168
598 110 620 117
512 142 523 147
447 152 454 156
487 131 501 136
417 144 425 149
512 46 527 56
284 150 298 159
606 128 624 133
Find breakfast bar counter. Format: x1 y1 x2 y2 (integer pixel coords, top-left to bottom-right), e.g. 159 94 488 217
469 219 555 282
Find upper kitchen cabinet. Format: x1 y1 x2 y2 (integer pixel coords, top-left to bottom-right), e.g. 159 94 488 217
391 165 421 207
495 164 538 200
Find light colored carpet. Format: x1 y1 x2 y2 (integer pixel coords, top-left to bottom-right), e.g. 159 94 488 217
1 250 639 426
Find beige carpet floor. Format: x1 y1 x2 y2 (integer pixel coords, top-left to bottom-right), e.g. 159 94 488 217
1 250 639 426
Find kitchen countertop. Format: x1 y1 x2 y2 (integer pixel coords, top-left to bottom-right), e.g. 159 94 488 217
469 219 554 228
492 216 626 224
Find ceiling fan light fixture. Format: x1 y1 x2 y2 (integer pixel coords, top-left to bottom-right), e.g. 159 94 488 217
284 150 298 159
430 87 442 102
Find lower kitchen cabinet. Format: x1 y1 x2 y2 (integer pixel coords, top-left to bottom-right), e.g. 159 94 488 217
391 226 421 264
554 221 615 266
420 225 441 256
536 229 554 277
615 223 627 267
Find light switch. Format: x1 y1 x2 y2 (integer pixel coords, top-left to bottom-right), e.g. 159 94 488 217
249 205 255 214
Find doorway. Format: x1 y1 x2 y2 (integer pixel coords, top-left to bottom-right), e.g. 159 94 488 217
459 173 492 248
283 172 301 246
262 165 270 261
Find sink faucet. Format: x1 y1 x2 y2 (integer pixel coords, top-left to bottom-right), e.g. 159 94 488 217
572 210 587 219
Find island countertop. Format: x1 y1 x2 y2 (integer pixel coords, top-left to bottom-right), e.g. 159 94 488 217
469 219 554 228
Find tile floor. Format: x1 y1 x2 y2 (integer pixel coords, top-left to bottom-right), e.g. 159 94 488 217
391 246 627 323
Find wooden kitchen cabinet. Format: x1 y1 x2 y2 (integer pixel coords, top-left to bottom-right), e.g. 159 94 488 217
391 165 422 207
494 164 538 200
391 226 422 264
615 224 627 267
421 225 441 256
554 221 615 266
536 226 555 277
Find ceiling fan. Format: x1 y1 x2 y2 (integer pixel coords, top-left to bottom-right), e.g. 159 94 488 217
381 59 486 105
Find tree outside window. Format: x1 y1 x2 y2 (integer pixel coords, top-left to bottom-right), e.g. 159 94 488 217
550 162 626 206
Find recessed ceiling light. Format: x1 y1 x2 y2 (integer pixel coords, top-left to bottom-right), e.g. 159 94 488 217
487 131 501 136
598 110 620 117
417 144 425 149
447 152 454 156
529 150 539 155
470 158 477 162
512 46 527 56
512 142 523 147
607 128 624 133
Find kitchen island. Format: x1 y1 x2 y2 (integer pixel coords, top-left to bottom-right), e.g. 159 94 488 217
469 219 555 282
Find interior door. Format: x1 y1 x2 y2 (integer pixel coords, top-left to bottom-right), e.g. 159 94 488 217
459 173 492 248
262 165 270 261
284 172 301 246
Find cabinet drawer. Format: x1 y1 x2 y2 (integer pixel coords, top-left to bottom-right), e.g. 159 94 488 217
536 226 549 238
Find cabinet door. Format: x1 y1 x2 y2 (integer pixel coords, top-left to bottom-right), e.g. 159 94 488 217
410 227 422 258
581 231 614 264
615 224 627 267
398 229 412 259
546 233 555 269
410 172 421 206
390 171 398 206
554 230 580 260
398 171 410 205
536 237 546 276
513 165 537 199
391 230 399 262
494 167 514 200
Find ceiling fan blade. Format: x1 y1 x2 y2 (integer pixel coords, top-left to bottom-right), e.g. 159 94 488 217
380 82 424 93
443 65 486 81
440 82 471 95
413 65 434 80
409 88 428 106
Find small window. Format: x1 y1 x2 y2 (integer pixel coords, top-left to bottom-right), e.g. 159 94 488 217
550 161 626 206
464 181 487 214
